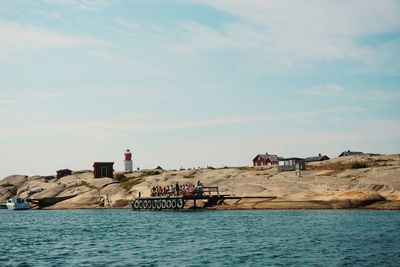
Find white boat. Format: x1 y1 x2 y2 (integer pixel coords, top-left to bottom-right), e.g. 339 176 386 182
6 196 30 210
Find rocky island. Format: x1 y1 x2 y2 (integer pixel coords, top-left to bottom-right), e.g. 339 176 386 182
1 154 399 210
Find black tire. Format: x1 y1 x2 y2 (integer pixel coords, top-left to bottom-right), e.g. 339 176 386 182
152 200 157 209
166 199 172 209
138 200 143 209
177 198 184 209
133 200 140 210
157 200 162 210
171 199 177 209
147 200 152 210
143 200 148 209
161 199 167 209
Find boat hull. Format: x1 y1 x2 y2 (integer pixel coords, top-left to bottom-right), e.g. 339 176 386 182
6 203 29 210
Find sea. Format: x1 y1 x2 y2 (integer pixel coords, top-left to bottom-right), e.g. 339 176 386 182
0 209 399 267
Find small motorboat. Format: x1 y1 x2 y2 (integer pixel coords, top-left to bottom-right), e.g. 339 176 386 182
6 196 30 210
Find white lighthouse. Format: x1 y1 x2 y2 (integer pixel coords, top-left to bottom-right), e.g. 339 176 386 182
124 148 133 171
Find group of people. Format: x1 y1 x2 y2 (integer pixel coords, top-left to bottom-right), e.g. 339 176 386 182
150 181 204 197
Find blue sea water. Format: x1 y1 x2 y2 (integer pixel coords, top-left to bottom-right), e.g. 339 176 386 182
0 210 399 267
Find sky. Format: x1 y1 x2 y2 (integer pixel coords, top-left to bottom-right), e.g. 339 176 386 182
0 0 400 178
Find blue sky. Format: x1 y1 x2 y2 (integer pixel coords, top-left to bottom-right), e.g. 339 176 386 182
0 0 399 178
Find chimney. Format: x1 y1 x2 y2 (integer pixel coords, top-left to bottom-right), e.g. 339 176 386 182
266 152 268 155
319 153 321 157
348 149 350 152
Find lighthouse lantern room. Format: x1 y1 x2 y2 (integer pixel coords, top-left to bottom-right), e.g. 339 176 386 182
124 148 133 171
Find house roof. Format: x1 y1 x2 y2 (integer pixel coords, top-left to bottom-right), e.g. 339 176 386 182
253 154 280 162
93 162 114 167
279 157 305 161
57 169 71 172
339 150 363 157
305 155 330 162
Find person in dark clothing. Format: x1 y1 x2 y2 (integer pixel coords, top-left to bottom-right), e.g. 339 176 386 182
175 182 180 196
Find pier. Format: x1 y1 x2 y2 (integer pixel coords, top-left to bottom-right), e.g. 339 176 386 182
132 187 276 211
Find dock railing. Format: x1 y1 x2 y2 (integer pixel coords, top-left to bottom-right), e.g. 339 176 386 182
202 186 220 197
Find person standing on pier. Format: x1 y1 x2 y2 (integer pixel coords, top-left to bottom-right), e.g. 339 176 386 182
175 182 180 196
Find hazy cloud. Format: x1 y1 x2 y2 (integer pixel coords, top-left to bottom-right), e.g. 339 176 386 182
0 22 108 60
179 0 400 72
45 0 113 10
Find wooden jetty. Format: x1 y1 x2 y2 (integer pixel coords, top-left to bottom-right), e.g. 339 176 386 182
132 187 276 211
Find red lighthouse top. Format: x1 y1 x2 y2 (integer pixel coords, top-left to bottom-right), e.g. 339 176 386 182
124 149 132 161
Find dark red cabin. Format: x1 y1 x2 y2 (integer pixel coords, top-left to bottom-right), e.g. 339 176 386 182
56 169 72 179
93 162 114 178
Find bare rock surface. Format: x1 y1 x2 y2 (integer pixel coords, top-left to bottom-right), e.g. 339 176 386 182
0 154 399 209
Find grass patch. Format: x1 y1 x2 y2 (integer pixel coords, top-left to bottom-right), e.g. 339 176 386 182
235 166 254 171
119 178 144 190
79 181 99 191
114 173 126 181
351 161 368 169
308 161 369 171
142 170 161 176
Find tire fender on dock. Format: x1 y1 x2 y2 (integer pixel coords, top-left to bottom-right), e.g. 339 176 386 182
134 200 140 210
142 200 148 209
171 199 177 209
156 200 162 210
177 198 184 209
151 200 157 209
162 200 167 209
166 199 172 209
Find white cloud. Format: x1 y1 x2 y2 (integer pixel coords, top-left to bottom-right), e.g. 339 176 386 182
1 107 363 137
0 98 14 104
177 0 400 72
301 84 344 96
300 85 400 103
0 22 108 61
46 0 113 10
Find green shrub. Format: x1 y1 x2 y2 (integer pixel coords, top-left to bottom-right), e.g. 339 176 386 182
351 161 368 169
115 173 126 181
119 178 144 190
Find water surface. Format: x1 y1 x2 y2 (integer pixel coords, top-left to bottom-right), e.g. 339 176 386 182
1 210 399 266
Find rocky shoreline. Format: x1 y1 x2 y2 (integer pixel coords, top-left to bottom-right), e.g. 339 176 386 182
1 154 400 210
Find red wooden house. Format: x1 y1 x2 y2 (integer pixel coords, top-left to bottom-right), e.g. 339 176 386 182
252 153 280 166
93 162 114 178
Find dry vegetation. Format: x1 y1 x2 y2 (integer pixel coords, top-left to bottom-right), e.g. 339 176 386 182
119 177 144 190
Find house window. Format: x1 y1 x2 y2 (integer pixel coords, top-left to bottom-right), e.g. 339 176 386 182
101 167 108 177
